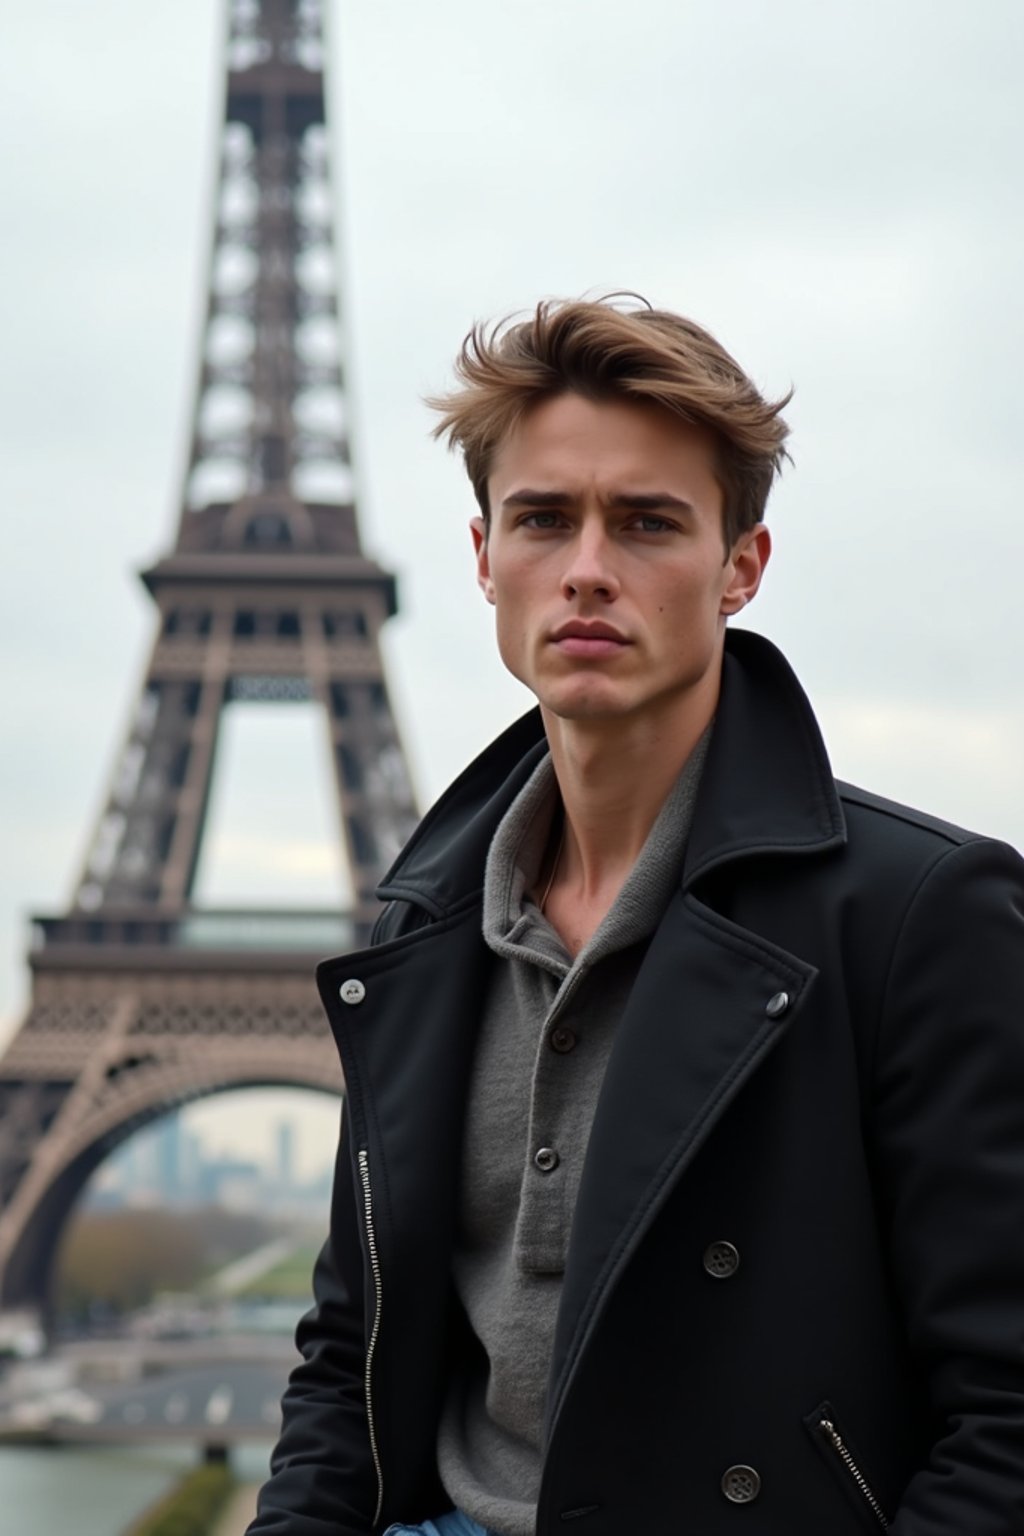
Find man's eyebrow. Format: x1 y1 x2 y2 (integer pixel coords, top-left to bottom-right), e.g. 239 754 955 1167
500 489 573 510
606 492 696 514
499 490 695 513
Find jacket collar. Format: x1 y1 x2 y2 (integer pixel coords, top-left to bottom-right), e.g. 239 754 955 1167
376 629 845 917
683 628 846 884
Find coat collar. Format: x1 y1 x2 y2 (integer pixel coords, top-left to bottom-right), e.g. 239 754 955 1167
683 628 846 883
376 629 845 917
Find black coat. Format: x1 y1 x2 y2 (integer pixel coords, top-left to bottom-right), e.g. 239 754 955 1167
250 631 1024 1536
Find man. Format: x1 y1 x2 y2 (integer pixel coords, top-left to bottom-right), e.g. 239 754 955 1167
249 298 1024 1534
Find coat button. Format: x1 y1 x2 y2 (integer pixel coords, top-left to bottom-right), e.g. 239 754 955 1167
721 1465 761 1503
549 1027 577 1054
765 990 789 1018
703 1240 740 1279
339 978 366 1006
534 1147 560 1172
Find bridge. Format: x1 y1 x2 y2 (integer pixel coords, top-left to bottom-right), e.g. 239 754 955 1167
0 1352 292 1448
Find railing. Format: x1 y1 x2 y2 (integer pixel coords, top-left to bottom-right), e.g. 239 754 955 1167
30 910 361 954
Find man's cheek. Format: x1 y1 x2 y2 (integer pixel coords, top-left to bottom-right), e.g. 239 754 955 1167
494 618 529 680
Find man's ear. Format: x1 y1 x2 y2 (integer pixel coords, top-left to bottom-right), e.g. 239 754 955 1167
470 516 496 604
720 524 771 615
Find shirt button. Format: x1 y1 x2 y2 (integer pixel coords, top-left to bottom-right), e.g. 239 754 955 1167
339 978 366 1006
721 1465 761 1503
765 990 790 1018
703 1240 740 1279
534 1147 559 1173
549 1027 577 1054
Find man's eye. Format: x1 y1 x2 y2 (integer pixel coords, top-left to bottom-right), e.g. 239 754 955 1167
633 515 673 533
523 512 561 529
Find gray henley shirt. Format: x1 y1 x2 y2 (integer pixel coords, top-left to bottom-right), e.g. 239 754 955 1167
437 735 709 1534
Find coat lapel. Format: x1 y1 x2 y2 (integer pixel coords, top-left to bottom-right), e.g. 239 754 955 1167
546 888 817 1434
544 635 844 1430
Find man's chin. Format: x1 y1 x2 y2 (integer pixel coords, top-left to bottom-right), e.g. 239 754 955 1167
537 686 633 723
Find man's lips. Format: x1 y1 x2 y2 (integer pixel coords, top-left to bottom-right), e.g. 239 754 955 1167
549 621 631 657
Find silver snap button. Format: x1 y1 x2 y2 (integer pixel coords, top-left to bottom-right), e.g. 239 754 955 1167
765 990 790 1018
339 978 366 1006
534 1147 559 1173
721 1464 761 1503
703 1240 740 1279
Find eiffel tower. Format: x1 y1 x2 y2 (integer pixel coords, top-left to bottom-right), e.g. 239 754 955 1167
0 0 418 1316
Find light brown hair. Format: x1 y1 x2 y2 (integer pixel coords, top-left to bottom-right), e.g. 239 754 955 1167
429 296 792 548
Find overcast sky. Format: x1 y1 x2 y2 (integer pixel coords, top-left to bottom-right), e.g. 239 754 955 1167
2 0 1022 1164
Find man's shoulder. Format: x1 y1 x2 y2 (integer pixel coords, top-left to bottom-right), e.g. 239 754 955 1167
785 783 1024 983
831 778 1024 913
835 779 984 853
833 781 1024 933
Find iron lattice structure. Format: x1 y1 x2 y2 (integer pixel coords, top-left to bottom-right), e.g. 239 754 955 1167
0 0 418 1313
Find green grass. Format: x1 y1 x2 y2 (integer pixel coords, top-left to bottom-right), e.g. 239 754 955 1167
235 1245 319 1300
122 1463 235 1536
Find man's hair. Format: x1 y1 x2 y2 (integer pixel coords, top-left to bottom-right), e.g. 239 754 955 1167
429 295 792 548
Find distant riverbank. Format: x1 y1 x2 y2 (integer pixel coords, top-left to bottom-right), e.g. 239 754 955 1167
1 1440 271 1536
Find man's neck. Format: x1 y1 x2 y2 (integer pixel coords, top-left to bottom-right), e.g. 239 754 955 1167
537 687 717 953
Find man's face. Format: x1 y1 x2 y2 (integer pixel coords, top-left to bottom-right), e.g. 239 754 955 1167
473 392 769 729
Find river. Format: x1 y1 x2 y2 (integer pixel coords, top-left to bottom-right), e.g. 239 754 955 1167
1 1440 271 1536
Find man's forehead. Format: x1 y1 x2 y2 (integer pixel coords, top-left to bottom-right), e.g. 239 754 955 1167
493 389 713 454
488 394 719 502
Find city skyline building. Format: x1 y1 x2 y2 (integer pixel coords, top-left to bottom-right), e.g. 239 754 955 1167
90 1107 332 1216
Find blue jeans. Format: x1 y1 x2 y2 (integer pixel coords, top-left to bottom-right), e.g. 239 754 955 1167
384 1513 492 1536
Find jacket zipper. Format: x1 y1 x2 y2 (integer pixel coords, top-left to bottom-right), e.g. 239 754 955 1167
357 1148 384 1527
818 1418 888 1529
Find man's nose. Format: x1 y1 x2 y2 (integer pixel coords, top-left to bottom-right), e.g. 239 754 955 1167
560 525 620 601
